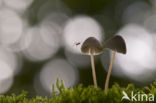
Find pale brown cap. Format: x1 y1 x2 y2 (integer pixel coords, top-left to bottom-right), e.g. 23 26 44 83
103 35 126 54
81 37 103 55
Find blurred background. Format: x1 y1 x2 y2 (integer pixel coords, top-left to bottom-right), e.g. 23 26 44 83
0 0 156 97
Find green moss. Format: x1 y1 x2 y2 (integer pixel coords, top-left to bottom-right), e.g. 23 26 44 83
1 79 156 103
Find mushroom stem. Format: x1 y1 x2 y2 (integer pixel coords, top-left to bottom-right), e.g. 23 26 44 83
104 50 116 93
90 52 98 88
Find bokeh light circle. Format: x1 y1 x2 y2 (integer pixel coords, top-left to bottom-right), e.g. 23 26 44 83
122 1 151 24
0 47 20 75
0 58 15 93
115 24 155 82
23 26 60 61
39 59 79 93
63 16 103 54
0 60 13 80
0 8 23 45
37 0 71 22
102 24 156 82
39 16 62 47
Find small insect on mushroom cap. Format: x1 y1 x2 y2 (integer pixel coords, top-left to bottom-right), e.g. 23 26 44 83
81 37 103 55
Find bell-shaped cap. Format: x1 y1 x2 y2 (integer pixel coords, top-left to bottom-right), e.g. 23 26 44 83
81 37 103 55
103 35 126 54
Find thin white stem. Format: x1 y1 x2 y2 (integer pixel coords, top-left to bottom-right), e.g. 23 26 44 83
90 53 98 88
104 50 116 93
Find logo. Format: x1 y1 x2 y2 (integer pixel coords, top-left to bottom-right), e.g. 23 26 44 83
121 91 154 102
121 91 130 101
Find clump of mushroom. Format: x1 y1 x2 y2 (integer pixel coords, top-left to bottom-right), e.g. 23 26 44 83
80 35 126 90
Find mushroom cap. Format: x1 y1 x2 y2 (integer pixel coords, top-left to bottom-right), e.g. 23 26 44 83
81 37 103 55
103 35 126 54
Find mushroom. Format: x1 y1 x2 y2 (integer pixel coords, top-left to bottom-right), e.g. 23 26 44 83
103 35 126 93
81 37 103 88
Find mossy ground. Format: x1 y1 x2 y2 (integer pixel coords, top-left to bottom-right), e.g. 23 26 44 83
0 79 156 103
